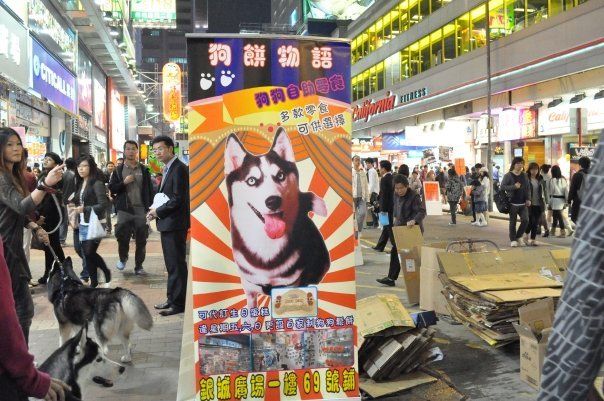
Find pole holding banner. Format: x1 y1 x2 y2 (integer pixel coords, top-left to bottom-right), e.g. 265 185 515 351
186 34 358 401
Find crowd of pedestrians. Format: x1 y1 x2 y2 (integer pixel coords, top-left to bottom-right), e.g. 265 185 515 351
0 127 190 400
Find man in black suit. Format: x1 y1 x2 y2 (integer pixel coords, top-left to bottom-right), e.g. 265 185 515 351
147 136 190 316
372 160 394 252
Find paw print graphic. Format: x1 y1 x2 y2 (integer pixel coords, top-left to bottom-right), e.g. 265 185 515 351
220 70 236 87
199 73 215 90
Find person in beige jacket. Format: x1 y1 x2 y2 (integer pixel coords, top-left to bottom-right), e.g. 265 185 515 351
352 155 369 236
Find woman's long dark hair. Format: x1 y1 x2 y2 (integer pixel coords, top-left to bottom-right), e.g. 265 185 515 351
0 127 29 195
551 165 563 180
75 155 99 190
527 162 541 180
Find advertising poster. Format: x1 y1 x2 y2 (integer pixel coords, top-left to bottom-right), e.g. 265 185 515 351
187 35 357 401
78 48 93 114
93 66 107 131
423 181 442 216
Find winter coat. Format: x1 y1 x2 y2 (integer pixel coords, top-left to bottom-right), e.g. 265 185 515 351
445 177 464 203
352 167 369 202
548 178 568 211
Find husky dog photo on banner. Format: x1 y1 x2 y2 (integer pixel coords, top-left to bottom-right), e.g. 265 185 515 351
225 127 330 309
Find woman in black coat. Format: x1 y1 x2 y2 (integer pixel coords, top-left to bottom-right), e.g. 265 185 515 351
73 155 111 288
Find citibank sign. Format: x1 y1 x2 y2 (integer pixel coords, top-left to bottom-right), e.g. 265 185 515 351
31 38 77 114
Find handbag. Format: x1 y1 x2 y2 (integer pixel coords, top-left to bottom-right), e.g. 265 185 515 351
86 209 106 241
378 212 390 226
494 190 511 214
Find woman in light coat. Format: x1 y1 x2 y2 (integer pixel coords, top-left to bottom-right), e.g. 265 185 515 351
547 165 569 237
352 155 369 236
479 167 491 223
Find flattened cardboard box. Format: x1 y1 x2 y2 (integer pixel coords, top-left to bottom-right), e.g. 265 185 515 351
356 294 415 337
513 298 555 390
392 226 423 305
420 242 450 315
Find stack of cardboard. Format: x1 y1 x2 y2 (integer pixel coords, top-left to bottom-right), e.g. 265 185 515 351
357 294 441 380
437 248 563 347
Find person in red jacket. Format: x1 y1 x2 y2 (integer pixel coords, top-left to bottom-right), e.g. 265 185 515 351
0 239 70 401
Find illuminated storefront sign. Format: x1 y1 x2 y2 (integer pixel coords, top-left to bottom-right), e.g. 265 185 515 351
0 5 29 89
29 0 76 71
130 0 176 29
162 62 182 122
78 48 93 114
352 92 397 122
400 87 428 104
93 66 107 131
31 38 77 114
306 0 374 20
539 100 604 135
111 87 126 151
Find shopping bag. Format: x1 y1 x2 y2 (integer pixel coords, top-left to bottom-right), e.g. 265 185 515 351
378 212 390 226
86 209 106 241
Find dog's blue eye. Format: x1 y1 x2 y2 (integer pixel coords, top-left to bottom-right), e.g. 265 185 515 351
276 171 285 182
246 177 257 186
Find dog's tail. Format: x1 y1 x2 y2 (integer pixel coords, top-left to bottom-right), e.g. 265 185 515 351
121 291 153 330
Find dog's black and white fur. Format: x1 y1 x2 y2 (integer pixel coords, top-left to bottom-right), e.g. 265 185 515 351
225 128 330 309
39 327 125 400
47 257 154 363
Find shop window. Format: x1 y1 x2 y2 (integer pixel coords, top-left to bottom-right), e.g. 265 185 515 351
375 19 384 48
470 5 487 51
430 29 443 67
420 0 430 21
400 48 411 80
408 0 421 26
391 7 402 37
456 12 471 56
385 52 401 86
431 0 445 13
399 1 409 31
376 62 385 91
368 25 377 52
352 77 359 101
369 66 377 94
419 36 430 73
360 33 369 57
443 22 456 61
362 71 370 98
527 0 548 26
383 13 393 44
505 0 527 32
489 0 507 40
409 42 421 76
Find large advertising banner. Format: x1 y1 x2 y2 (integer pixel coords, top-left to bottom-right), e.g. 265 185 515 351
187 35 357 401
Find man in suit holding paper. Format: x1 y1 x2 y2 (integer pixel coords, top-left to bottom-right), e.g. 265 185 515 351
147 136 190 316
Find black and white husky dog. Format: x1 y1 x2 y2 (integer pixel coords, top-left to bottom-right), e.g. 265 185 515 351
39 327 126 400
225 127 330 309
47 257 153 363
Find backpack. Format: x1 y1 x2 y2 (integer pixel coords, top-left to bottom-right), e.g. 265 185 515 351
494 189 511 214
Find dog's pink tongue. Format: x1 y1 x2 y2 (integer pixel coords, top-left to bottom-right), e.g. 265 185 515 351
264 214 286 239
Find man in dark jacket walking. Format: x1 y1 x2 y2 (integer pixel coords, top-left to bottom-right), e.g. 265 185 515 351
377 174 426 286
373 160 394 252
568 156 590 224
108 140 154 275
500 157 530 247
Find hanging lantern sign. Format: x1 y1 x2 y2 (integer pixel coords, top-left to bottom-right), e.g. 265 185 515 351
162 62 182 122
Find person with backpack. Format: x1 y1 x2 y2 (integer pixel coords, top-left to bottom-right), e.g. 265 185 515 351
445 168 464 225
500 157 530 247
547 165 569 238
568 156 590 224
523 162 548 246
539 164 551 237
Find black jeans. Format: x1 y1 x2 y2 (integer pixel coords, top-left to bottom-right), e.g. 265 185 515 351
41 230 65 280
82 239 111 287
448 201 458 223
161 229 188 309
509 204 529 242
13 278 34 343
526 205 542 240
552 210 566 231
369 192 378 227
115 209 148 269
375 212 394 250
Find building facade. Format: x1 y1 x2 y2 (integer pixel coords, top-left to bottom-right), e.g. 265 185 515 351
349 0 601 176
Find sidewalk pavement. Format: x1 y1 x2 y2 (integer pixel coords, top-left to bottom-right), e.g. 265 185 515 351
26 212 573 401
28 228 184 401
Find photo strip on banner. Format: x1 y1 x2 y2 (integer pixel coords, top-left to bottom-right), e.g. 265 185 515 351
186 35 358 401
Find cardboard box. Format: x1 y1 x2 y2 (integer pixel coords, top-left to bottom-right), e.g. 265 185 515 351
392 226 424 305
356 294 415 337
513 298 555 390
549 248 571 276
419 242 450 315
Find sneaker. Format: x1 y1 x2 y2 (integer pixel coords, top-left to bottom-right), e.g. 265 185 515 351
470 221 479 226
135 268 147 276
517 238 526 247
479 221 488 227
448 222 456 226
376 277 395 287
510 241 519 248
116 260 127 271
